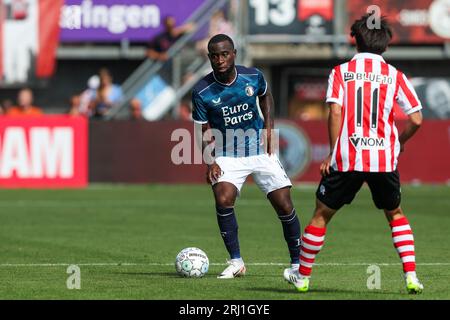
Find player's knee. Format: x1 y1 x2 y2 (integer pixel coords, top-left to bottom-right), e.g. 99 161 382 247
215 195 235 208
276 201 294 216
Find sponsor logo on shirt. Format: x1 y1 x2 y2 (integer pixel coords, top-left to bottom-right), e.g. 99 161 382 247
344 72 393 85
221 104 254 126
349 133 385 150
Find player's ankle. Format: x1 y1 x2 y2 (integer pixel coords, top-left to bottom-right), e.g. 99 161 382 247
405 271 417 277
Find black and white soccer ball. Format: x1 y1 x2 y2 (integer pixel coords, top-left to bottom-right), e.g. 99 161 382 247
175 247 209 278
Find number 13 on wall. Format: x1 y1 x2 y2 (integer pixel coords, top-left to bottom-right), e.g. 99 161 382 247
250 0 296 27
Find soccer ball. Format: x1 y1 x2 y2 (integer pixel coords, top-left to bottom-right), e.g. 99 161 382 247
175 247 209 278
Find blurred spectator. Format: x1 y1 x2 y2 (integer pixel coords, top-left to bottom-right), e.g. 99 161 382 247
68 95 82 116
68 74 99 117
6 88 43 117
196 10 235 56
146 16 196 62
129 98 144 121
0 99 13 115
78 74 100 117
91 68 123 119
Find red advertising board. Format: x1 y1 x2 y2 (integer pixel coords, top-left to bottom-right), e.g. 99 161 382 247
298 0 333 20
89 120 450 185
0 115 88 188
277 119 450 184
347 0 450 44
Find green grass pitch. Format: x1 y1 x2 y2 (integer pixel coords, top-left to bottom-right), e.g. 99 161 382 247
0 184 449 299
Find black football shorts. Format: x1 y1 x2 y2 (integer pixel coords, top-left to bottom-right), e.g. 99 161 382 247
316 169 401 211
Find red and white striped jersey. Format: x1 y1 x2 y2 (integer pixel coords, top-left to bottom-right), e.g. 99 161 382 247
326 52 422 172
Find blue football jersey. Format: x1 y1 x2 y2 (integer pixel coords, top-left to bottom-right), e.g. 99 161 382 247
192 65 268 157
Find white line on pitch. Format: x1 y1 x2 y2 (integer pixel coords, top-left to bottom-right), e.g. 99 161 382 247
0 262 449 267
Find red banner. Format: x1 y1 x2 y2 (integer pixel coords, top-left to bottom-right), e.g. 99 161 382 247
277 119 450 184
88 120 450 185
36 0 63 78
0 116 88 188
298 0 333 21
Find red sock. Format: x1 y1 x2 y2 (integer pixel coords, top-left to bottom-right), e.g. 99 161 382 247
390 217 416 273
299 225 326 277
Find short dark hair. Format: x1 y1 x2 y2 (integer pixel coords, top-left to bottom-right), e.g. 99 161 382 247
207 34 234 52
350 13 393 55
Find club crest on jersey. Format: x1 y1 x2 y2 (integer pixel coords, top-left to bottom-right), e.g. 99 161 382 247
212 97 221 105
349 133 385 150
245 85 254 97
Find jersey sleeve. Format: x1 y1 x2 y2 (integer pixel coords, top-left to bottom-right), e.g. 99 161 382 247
395 72 422 115
325 66 344 106
191 90 208 124
256 69 268 96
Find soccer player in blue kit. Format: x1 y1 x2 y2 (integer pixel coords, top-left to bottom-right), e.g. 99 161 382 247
192 34 301 279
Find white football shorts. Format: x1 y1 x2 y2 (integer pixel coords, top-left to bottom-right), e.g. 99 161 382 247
212 153 292 195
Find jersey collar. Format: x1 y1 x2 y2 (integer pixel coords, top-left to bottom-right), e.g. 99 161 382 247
212 67 238 86
351 52 385 62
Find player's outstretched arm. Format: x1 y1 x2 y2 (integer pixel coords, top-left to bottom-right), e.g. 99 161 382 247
258 87 274 154
399 111 422 153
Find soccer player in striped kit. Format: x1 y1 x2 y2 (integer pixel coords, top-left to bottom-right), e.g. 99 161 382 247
285 14 424 293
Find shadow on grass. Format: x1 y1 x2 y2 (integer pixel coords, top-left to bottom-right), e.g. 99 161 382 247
309 287 397 295
247 286 398 296
115 272 179 278
246 287 303 295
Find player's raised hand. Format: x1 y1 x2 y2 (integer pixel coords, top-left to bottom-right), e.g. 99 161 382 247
320 155 332 176
206 162 222 184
